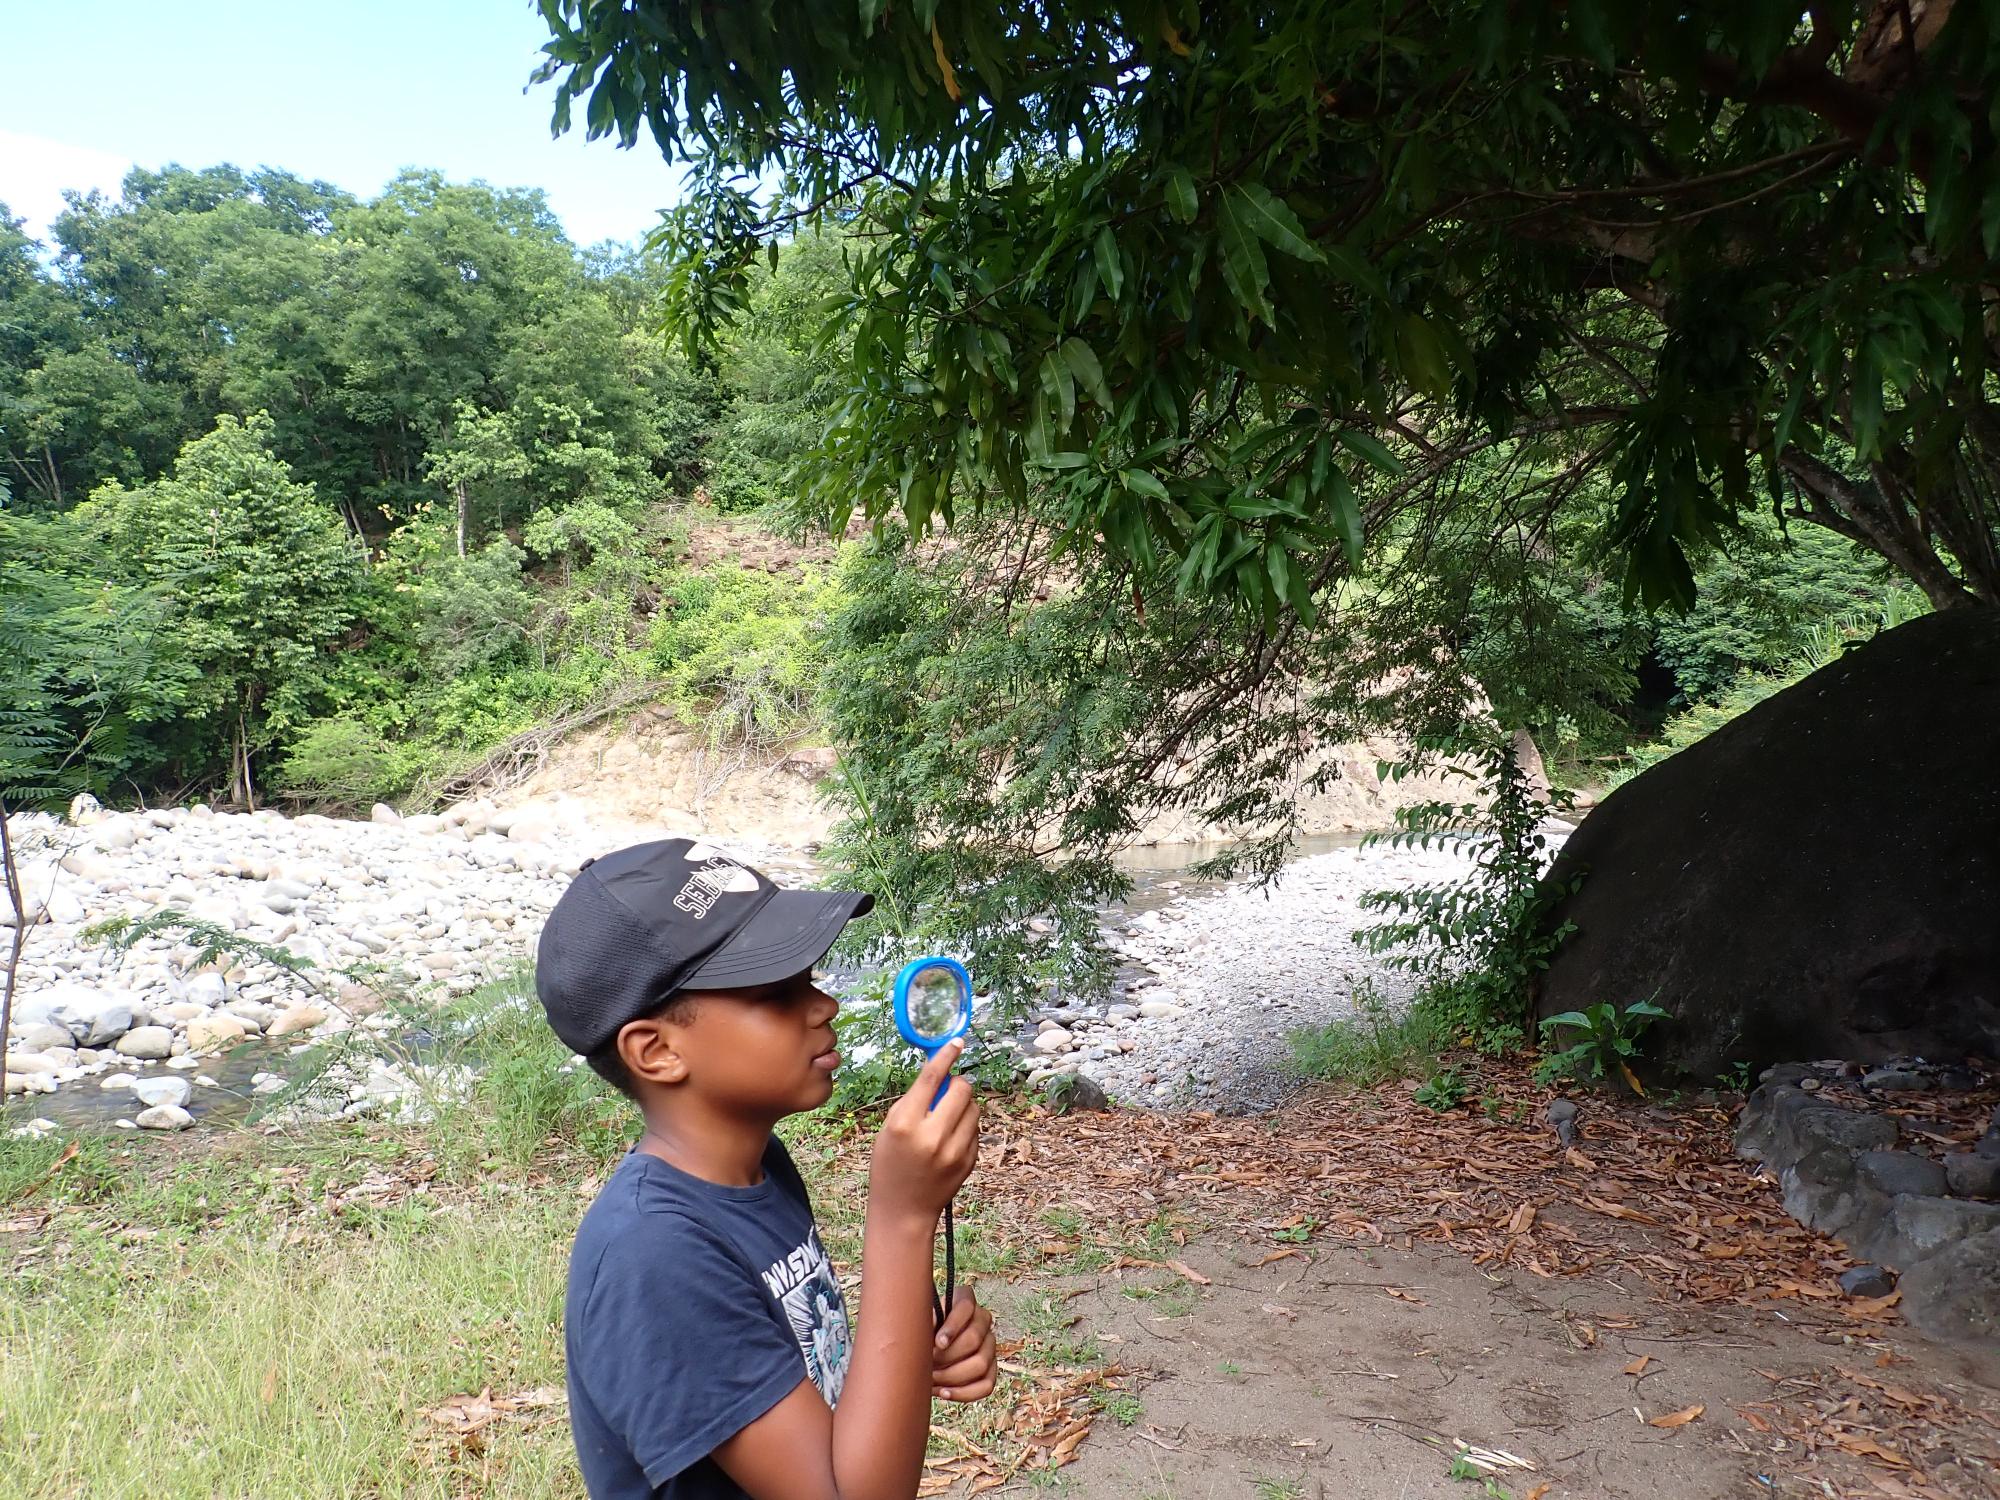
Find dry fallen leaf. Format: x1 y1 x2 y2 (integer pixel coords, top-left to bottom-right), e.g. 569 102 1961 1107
1507 1202 1537 1235
1249 1247 1303 1267
1261 1302 1298 1321
1648 1404 1705 1429
1623 1355 1652 1377
1525 1486 1551 1500
260 1361 279 1405
1165 1259 1211 1286
1384 1287 1427 1305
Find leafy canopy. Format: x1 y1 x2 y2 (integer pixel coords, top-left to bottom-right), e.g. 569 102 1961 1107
537 0 2000 616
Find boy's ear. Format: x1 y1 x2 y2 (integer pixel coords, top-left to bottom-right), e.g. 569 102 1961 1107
617 1014 690 1087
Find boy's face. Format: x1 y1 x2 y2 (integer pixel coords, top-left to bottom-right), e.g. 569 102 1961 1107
658 968 843 1119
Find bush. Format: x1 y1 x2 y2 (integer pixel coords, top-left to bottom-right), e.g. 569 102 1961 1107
648 565 839 748
272 716 415 809
1287 985 1453 1087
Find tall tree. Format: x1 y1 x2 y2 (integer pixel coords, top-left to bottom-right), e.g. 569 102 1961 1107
75 413 362 806
536 0 2000 616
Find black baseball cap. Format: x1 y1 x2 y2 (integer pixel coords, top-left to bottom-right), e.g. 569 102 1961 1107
534 838 874 1057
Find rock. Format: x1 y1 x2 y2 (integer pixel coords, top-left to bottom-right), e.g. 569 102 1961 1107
1892 1195 2000 1258
267 1002 327 1037
72 997 137 1047
1545 1098 1580 1148
1862 1066 1932 1092
41 886 86 925
1033 1027 1074 1054
67 790 104 824
1533 609 2000 1080
4 1052 59 1077
1838 1265 1897 1298
92 818 140 851
134 1103 194 1131
131 1075 192 1109
98 1071 136 1090
1944 1152 2000 1201
1137 999 1183 1019
186 972 229 1006
1047 1073 1110 1113
1900 1227 2000 1346
164 1054 201 1071
1856 1150 1948 1199
114 1026 174 1060
186 1013 249 1053
14 1021 73 1052
370 802 402 826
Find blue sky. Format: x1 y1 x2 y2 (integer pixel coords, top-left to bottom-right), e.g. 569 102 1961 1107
0 0 683 250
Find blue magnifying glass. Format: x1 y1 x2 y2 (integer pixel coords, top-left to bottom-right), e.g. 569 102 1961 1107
890 955 973 1328
892 956 974 1108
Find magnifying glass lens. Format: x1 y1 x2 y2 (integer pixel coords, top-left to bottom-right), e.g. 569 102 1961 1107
906 966 965 1041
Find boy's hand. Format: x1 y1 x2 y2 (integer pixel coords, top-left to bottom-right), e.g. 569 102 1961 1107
868 1040 979 1225
931 1287 997 1401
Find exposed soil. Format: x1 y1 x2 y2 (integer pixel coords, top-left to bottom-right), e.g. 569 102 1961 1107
903 1077 2000 1498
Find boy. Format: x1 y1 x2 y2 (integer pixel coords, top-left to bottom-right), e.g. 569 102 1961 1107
535 838 996 1500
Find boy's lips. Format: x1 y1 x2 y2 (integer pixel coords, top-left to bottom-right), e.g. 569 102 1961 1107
811 1038 840 1071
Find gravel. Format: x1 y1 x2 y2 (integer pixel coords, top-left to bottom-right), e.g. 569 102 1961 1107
1017 831 1569 1113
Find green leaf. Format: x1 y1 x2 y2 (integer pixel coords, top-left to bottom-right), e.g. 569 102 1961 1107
1396 316 1452 400
1039 349 1076 432
1214 191 1274 325
1337 429 1403 476
1060 337 1111 408
1163 166 1199 224
1093 226 1124 301
1121 468 1169 501
1232 183 1323 263
1327 468 1364 567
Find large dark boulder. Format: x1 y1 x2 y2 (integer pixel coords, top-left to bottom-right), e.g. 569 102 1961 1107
1534 608 2000 1080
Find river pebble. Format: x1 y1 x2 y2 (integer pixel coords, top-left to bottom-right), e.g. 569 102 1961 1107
1024 832 1568 1113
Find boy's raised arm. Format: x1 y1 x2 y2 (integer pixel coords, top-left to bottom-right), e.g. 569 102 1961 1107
714 1042 979 1500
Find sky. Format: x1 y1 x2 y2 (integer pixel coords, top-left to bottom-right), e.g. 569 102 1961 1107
0 0 684 250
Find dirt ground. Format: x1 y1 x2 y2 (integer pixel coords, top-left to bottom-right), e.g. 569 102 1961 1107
909 1077 2000 1500
988 1232 2000 1499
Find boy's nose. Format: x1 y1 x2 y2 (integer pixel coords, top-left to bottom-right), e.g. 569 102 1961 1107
807 986 840 1025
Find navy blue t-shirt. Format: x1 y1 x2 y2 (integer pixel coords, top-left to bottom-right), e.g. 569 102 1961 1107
565 1139 851 1499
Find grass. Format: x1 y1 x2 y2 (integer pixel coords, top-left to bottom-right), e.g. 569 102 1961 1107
4 1128 584 1498
1287 989 1452 1087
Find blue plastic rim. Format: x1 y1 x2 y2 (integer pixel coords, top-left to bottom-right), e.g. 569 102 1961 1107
891 956 973 1052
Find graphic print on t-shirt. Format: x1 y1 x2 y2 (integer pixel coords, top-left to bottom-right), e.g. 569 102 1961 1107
760 1228 850 1406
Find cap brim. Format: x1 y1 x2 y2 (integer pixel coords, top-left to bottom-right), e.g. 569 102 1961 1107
679 890 875 991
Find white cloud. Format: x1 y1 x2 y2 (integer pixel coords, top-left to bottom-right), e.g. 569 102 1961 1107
0 132 134 244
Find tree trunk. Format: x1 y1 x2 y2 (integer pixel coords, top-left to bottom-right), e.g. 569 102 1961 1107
0 799 27 1105
231 704 257 812
1779 448 1992 611
456 477 469 559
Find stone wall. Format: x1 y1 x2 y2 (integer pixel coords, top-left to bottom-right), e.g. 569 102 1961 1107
1736 1063 2000 1345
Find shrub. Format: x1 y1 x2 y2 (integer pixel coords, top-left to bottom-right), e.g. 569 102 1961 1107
1532 999 1669 1093
272 716 414 809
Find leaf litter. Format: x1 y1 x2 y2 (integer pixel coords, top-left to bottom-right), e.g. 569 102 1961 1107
851 1073 2000 1495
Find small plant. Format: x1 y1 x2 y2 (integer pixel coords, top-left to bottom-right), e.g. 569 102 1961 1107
1092 1390 1143 1426
1287 982 1452 1086
1253 1480 1305 1500
1271 1216 1318 1244
1217 1359 1242 1376
1532 999 1669 1093
1715 1060 1753 1093
1414 1066 1470 1112
1478 1090 1528 1124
